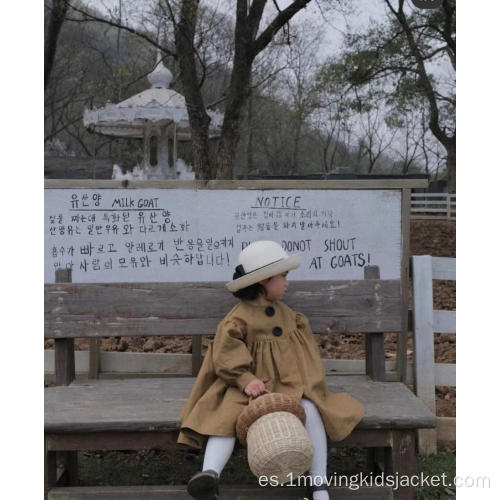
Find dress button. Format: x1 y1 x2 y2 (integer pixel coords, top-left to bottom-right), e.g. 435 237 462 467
272 326 282 337
265 306 275 317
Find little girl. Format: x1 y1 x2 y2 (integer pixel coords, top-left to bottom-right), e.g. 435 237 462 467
177 240 365 500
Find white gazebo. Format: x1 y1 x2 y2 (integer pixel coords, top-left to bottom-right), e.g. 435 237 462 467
83 55 223 180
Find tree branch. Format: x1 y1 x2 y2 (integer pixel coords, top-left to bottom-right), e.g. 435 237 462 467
63 1 176 58
383 0 451 147
252 0 312 59
441 0 456 69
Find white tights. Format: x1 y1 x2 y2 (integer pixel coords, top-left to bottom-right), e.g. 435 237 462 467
202 397 329 500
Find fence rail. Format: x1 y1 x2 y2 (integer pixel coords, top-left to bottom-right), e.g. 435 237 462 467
411 193 456 220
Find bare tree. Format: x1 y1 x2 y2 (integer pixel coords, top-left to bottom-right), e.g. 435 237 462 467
45 0 70 88
44 5 155 158
313 80 353 174
321 111 352 174
281 24 323 173
354 88 396 173
383 0 455 188
317 0 455 189
386 108 423 173
63 0 319 178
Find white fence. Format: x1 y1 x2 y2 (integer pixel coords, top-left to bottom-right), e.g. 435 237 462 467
412 255 456 455
411 193 456 220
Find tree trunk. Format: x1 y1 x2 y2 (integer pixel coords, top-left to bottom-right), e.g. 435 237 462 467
175 0 212 179
215 0 313 179
291 120 303 175
216 67 252 179
322 133 333 174
355 139 365 173
215 2 256 179
445 140 456 193
245 84 254 179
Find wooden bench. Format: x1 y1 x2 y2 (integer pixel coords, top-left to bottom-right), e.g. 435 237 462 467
45 266 436 500
411 255 456 455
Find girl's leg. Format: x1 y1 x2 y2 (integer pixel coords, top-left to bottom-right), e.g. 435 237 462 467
300 398 329 500
202 435 236 475
187 435 236 500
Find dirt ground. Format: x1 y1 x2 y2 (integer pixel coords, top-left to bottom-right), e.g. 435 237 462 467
45 219 456 416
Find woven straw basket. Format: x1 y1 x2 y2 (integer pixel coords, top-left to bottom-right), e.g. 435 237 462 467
236 393 313 483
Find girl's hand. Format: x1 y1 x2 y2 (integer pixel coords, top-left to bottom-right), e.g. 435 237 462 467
244 378 267 397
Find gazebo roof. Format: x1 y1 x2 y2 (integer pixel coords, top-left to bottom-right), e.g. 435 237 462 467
117 88 186 109
83 60 222 139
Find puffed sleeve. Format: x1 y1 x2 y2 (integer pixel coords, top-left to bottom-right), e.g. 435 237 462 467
212 317 258 392
296 311 323 358
296 311 313 335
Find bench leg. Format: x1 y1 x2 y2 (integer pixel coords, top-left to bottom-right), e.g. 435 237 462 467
58 451 79 486
45 448 78 498
45 449 57 500
386 430 416 500
366 447 386 474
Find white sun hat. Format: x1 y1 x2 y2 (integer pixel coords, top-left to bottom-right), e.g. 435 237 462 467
226 240 301 292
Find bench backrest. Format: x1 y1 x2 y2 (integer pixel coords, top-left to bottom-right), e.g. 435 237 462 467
45 280 401 338
45 266 402 384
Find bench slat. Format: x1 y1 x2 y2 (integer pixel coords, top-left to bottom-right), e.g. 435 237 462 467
48 485 393 499
45 280 402 338
44 351 457 386
46 428 394 452
45 376 435 433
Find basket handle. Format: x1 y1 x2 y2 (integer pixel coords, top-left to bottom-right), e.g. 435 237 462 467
248 389 270 402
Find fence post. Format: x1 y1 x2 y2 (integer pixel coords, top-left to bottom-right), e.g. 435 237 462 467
446 194 451 219
397 188 411 382
54 269 75 386
411 255 438 455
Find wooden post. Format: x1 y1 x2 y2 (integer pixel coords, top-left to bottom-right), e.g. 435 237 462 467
412 255 438 455
387 430 417 500
44 439 56 500
364 265 387 474
58 452 79 487
54 269 75 386
89 338 101 379
397 188 411 382
364 266 385 382
52 269 78 486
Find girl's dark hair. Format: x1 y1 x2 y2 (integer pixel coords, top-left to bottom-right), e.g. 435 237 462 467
231 264 265 300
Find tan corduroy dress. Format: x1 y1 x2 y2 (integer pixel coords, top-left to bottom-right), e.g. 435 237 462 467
177 297 365 449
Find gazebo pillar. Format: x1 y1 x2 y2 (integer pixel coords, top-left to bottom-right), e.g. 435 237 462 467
143 124 151 170
173 122 178 170
158 124 169 175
